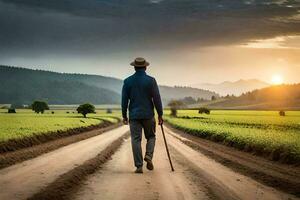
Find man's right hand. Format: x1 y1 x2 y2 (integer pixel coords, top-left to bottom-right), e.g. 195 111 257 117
123 118 128 125
158 116 163 125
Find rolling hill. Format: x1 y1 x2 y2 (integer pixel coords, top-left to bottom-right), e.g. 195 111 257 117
193 79 270 96
0 65 218 105
203 84 300 110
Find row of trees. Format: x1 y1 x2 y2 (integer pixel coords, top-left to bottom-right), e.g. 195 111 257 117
167 100 286 117
178 95 218 105
7 101 96 118
7 101 49 114
168 100 211 117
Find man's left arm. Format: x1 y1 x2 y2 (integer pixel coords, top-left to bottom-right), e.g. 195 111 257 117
121 81 129 125
152 78 163 125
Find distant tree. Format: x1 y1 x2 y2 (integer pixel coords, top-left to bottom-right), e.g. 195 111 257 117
77 103 95 118
106 108 112 114
8 108 16 113
247 92 256 101
31 101 49 114
181 96 196 105
168 100 184 117
223 94 236 99
211 96 217 101
197 98 205 102
198 107 210 114
279 110 285 116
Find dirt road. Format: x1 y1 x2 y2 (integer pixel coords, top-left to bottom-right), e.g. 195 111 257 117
73 136 209 200
72 126 298 200
0 125 299 200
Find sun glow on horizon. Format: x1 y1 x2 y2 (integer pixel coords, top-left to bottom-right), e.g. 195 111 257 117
271 74 284 85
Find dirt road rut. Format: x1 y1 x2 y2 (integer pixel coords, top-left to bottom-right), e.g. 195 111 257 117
0 126 128 200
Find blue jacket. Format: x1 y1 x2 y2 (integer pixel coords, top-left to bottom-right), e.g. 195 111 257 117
122 69 163 120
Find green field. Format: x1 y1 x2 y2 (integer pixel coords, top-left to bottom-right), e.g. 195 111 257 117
0 109 121 142
165 110 300 163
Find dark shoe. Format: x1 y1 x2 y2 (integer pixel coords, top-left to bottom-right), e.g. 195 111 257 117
134 167 143 173
144 155 154 170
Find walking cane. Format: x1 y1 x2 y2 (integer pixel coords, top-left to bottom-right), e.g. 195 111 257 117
160 124 175 171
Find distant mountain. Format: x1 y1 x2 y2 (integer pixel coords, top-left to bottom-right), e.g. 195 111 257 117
0 65 218 105
207 84 300 110
193 79 270 96
159 86 218 103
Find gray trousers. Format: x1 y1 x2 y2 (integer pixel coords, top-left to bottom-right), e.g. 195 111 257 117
129 118 156 168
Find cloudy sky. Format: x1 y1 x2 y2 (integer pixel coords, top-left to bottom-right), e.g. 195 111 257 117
0 0 299 86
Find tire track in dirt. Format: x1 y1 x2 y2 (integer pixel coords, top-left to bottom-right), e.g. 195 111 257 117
164 126 299 200
0 125 129 200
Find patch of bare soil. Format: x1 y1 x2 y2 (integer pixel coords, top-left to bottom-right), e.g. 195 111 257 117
28 133 129 200
0 122 122 169
165 123 300 197
169 145 239 200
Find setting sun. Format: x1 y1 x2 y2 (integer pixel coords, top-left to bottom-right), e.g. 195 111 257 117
271 75 284 85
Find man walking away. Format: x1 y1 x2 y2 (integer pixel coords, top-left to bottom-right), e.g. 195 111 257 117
122 57 163 174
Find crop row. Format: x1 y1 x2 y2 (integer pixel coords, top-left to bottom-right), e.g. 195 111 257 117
165 110 300 164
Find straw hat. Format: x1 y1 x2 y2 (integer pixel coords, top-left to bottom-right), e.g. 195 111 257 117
130 57 150 67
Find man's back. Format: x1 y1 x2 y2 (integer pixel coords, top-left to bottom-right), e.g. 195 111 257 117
122 69 162 120
122 57 163 173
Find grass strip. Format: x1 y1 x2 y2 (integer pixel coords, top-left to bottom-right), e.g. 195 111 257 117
0 122 122 169
0 120 115 153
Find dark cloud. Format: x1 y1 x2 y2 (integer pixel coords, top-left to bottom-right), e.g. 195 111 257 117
0 0 299 59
